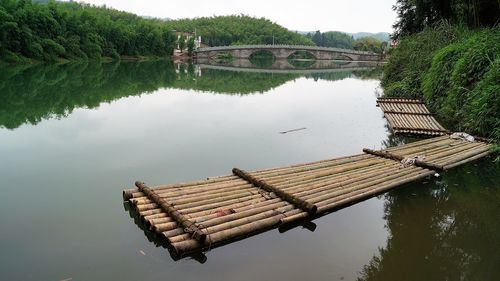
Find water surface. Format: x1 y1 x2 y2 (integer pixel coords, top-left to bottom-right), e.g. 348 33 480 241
0 61 498 281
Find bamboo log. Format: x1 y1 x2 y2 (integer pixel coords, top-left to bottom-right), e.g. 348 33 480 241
363 148 443 171
304 166 422 204
252 154 370 178
135 181 206 242
201 202 291 229
171 214 285 253
233 168 317 214
317 169 434 212
280 161 397 192
292 163 405 199
202 205 294 235
424 142 485 162
377 99 424 104
168 199 287 243
442 151 491 170
392 126 449 134
122 175 237 200
383 110 435 115
132 183 254 205
185 197 268 218
179 194 263 214
280 211 308 224
171 189 259 209
262 157 382 184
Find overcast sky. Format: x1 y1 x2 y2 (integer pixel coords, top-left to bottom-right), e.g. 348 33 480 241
78 0 397 33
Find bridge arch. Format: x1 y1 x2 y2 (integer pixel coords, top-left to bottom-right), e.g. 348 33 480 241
287 50 317 60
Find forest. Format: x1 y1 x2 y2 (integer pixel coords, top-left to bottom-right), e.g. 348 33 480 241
0 0 177 62
0 1 317 63
166 15 314 46
0 0 390 63
383 0 499 143
305 31 388 54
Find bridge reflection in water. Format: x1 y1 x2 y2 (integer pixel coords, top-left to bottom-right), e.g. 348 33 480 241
195 58 384 74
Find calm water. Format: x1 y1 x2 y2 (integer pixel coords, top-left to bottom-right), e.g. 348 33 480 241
0 60 498 281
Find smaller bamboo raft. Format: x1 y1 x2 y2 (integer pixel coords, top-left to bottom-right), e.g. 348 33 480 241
377 97 448 135
123 135 492 257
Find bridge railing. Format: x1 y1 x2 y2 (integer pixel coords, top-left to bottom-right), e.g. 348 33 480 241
195 44 377 55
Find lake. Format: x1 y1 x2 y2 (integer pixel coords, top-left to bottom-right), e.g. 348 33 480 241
0 60 498 281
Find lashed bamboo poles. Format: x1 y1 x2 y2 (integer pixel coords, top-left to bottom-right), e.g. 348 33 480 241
377 98 448 135
135 181 207 242
232 168 317 214
363 148 444 171
123 135 493 256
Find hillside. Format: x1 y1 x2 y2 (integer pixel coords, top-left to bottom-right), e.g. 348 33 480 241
348 32 390 41
166 15 314 46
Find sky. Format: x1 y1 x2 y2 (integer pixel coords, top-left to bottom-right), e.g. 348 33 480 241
78 0 397 33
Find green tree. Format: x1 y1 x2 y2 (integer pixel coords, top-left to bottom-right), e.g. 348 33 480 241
178 34 186 52
187 36 195 56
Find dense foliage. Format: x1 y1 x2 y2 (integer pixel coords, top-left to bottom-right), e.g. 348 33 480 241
305 31 387 53
393 0 500 38
0 0 176 62
382 24 499 141
166 15 314 46
305 31 355 49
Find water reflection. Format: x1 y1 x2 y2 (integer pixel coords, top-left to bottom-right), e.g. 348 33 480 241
197 58 383 73
0 60 381 129
357 155 500 281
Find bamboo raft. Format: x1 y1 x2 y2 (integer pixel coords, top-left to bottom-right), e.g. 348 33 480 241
123 135 492 257
377 97 448 135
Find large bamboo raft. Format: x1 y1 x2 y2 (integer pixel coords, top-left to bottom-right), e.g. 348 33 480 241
123 135 492 257
377 97 448 135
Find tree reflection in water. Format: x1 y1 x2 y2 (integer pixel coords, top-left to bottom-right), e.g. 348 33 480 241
358 155 500 281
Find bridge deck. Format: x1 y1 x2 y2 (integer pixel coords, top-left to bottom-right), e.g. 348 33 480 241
123 135 491 257
377 98 448 135
195 44 375 55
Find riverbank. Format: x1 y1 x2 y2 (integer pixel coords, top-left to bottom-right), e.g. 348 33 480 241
381 24 499 147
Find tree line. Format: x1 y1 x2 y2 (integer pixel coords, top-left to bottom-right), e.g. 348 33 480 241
166 15 314 47
305 31 388 54
0 2 317 63
392 0 499 38
0 0 177 62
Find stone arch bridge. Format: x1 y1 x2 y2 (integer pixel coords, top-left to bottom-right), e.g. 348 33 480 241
195 45 382 61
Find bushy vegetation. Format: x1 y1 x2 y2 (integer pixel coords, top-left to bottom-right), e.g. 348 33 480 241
382 24 499 141
392 0 499 38
0 0 177 62
166 15 314 46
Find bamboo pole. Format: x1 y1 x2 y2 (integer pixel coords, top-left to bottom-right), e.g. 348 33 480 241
262 157 382 184
279 161 397 192
167 199 287 243
179 194 263 214
135 181 207 242
304 166 423 204
173 190 260 210
123 175 237 200
317 169 435 213
186 197 269 218
252 154 369 178
171 214 285 253
363 148 443 171
291 163 405 199
442 151 491 170
233 168 317 214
